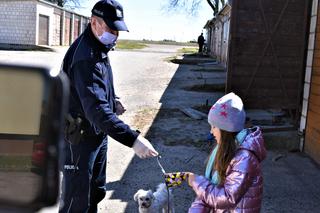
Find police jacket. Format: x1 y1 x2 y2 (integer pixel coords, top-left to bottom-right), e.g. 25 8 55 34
62 24 138 147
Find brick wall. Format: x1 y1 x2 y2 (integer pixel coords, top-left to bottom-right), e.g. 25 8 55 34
64 15 71 46
0 0 37 45
73 15 80 43
304 0 320 164
0 0 89 46
52 13 61 45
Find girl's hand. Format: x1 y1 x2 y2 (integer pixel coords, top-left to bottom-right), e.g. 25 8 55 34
186 172 195 186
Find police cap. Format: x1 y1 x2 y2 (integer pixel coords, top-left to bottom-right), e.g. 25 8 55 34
91 0 128 32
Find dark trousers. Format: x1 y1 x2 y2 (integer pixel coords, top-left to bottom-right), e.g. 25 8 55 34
198 43 204 53
59 134 108 213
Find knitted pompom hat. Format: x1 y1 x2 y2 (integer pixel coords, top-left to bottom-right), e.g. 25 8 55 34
208 92 246 132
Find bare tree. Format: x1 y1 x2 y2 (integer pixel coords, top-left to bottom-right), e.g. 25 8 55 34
45 0 83 8
166 0 226 16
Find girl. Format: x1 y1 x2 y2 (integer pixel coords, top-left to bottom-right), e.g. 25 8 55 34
187 92 266 213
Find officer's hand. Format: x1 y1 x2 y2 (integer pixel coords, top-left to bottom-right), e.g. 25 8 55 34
115 100 126 115
132 135 159 158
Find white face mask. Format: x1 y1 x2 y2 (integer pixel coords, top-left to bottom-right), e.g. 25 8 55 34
98 31 118 49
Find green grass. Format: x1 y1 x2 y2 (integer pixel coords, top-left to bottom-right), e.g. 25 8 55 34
140 40 197 46
0 155 32 171
164 55 178 63
116 40 148 50
178 47 198 54
118 39 197 47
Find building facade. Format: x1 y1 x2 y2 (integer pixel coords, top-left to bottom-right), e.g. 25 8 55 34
204 3 231 67
300 0 320 164
0 0 89 46
205 0 320 164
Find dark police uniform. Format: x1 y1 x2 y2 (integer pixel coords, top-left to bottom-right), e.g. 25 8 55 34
59 24 139 213
197 34 205 53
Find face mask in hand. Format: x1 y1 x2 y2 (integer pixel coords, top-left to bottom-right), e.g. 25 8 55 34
98 31 118 49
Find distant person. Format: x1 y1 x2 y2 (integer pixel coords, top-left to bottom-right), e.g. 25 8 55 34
197 33 205 53
185 93 267 212
59 0 159 212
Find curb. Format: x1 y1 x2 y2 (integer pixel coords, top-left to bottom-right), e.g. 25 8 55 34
0 43 55 52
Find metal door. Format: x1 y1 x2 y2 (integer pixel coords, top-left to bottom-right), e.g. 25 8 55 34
226 0 312 123
38 15 49 45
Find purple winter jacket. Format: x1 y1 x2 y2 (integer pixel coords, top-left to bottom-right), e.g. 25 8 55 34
189 127 266 213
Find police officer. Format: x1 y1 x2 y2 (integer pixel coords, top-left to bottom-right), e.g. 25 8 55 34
59 0 158 212
197 33 205 53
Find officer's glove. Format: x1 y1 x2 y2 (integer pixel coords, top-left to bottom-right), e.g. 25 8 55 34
115 100 126 116
133 135 158 158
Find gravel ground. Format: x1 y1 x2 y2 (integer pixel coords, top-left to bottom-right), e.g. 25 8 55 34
100 44 219 212
2 44 319 213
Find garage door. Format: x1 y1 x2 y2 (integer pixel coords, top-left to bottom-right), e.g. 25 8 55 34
226 0 312 124
38 15 49 45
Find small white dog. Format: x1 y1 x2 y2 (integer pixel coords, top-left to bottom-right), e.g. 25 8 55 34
134 183 175 213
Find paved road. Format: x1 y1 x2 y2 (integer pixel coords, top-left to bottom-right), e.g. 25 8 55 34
2 44 320 213
0 47 67 68
1 44 194 212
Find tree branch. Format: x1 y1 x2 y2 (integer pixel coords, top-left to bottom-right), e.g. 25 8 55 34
206 0 216 11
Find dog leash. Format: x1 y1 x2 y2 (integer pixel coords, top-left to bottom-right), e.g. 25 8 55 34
156 155 171 212
156 155 166 174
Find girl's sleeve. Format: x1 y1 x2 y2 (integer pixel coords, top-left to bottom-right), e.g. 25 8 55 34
189 153 255 209
188 197 211 213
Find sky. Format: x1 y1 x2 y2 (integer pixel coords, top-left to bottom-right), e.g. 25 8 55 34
74 0 213 42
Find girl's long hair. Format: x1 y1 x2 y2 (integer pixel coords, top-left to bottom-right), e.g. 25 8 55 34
213 130 238 184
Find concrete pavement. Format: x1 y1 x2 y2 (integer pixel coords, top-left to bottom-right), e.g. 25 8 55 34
0 44 319 212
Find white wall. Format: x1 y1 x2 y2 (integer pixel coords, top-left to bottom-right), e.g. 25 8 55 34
36 1 55 45
0 0 88 46
0 0 37 45
214 20 222 61
221 13 231 66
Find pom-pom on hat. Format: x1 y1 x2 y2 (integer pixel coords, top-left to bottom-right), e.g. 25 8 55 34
208 92 246 132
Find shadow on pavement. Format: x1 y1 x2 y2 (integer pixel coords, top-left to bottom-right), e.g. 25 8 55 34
106 53 224 212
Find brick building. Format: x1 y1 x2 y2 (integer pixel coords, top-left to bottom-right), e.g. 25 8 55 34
300 0 320 164
0 0 89 46
204 2 231 68
204 0 320 164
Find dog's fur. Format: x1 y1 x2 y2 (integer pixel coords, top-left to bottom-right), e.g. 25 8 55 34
133 183 175 213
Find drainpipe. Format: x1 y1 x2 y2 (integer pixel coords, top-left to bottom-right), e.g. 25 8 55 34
79 16 83 34
61 10 65 46
299 0 318 151
70 13 75 43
